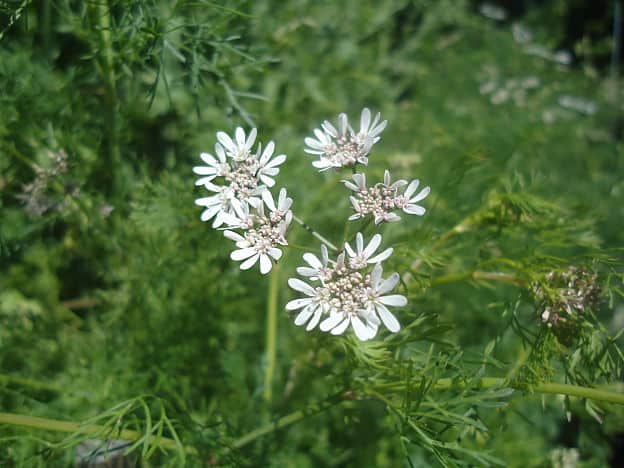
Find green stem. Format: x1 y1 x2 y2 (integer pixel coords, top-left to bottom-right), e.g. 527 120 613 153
0 413 184 452
0 374 62 394
263 264 280 402
292 214 339 252
230 392 345 449
430 271 525 287
375 377 624 405
94 0 121 192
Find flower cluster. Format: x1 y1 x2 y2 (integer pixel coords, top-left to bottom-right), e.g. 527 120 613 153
304 108 387 171
224 189 293 274
18 149 79 216
531 266 600 344
287 233 407 340
194 128 291 274
343 170 430 224
194 128 286 227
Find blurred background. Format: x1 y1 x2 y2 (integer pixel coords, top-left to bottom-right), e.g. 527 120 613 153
1 0 623 466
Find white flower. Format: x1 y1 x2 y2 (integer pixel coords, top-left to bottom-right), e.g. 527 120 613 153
344 170 430 224
285 278 331 331
395 179 430 216
344 233 393 270
296 244 332 281
194 128 287 226
193 144 229 187
195 186 244 228
256 141 287 187
222 188 292 275
216 127 257 161
363 264 406 333
287 232 404 340
304 108 387 171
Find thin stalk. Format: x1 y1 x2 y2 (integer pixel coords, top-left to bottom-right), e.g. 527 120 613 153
0 375 62 394
430 271 525 287
292 214 339 252
263 264 280 402
229 392 345 450
0 413 186 452
374 377 624 405
94 0 121 192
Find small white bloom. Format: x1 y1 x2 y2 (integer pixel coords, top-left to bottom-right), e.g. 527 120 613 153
395 179 430 216
344 233 393 270
287 232 404 340
363 263 406 333
223 188 292 275
195 186 244 228
304 108 387 171
256 142 287 187
285 278 331 331
344 170 430 224
193 144 229 187
296 244 332 281
216 127 257 161
194 128 287 226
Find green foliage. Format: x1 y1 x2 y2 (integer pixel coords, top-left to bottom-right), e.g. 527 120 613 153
1 1 623 466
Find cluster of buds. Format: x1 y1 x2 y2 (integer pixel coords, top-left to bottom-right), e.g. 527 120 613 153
287 233 406 341
193 128 290 274
18 149 78 216
531 266 600 343
343 170 430 224
304 108 387 171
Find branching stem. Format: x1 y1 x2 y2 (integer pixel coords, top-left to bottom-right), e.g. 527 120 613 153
263 264 280 402
430 271 526 287
292 214 339 252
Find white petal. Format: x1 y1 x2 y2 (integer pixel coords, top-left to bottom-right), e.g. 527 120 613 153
231 247 258 261
216 131 235 154
403 179 420 199
404 205 426 216
356 232 364 253
344 242 356 258
370 263 383 286
297 267 319 277
199 152 217 165
367 247 393 264
362 234 381 258
259 254 272 274
288 278 315 296
303 253 323 269
259 141 275 165
379 294 407 307
376 304 401 332
287 298 314 311
268 248 282 260
260 175 276 187
200 205 221 222
239 253 260 270
306 308 323 331
330 317 351 335
409 186 430 203
320 313 344 332
262 190 276 211
193 166 217 175
360 108 371 132
224 230 245 243
378 272 400 295
351 315 371 340
294 308 314 327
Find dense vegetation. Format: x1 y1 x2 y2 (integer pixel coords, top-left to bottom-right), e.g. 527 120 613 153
1 1 623 466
